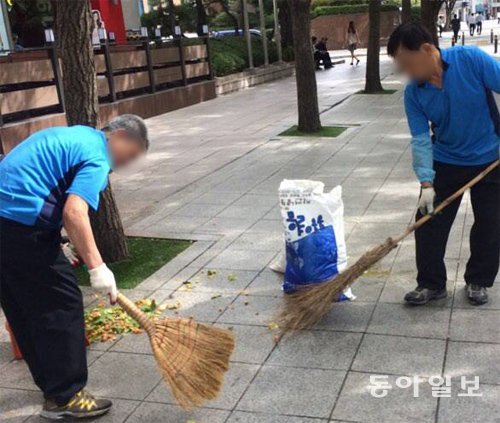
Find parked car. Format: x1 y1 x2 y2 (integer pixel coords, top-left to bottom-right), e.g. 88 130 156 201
212 29 261 38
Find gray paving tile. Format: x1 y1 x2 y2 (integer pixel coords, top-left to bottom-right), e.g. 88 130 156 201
444 341 500 385
25 399 139 423
227 411 325 422
87 352 161 400
0 342 14 369
332 372 437 423
268 331 362 370
0 388 42 423
368 303 451 339
217 295 283 326
208 249 276 271
352 334 446 377
147 362 259 410
437 383 500 423
126 402 230 423
196 217 255 235
237 365 346 418
449 309 500 343
245 269 283 296
216 324 277 364
231 232 283 252
315 301 376 333
349 277 385 302
110 332 151 355
184 268 258 294
163 291 236 322
0 359 38 390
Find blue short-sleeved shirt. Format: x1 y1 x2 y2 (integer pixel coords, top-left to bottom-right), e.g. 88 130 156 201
0 125 111 229
404 46 500 167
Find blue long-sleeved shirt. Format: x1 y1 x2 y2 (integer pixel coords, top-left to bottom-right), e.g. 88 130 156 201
404 46 500 182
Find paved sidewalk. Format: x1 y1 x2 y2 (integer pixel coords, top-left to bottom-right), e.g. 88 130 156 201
1 57 499 423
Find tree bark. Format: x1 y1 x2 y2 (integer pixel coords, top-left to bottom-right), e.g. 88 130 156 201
421 0 443 46
402 0 412 24
444 0 457 30
55 0 128 263
195 0 207 36
288 0 321 132
364 0 383 93
278 0 293 48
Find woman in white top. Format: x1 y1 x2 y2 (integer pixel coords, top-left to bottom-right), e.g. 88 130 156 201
345 21 360 66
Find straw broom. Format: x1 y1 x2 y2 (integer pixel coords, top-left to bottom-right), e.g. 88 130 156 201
277 159 499 336
116 292 235 409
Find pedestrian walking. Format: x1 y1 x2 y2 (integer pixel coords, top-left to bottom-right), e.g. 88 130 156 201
387 23 500 306
0 115 149 419
437 15 445 38
450 14 461 43
476 12 484 35
468 12 476 36
345 21 360 66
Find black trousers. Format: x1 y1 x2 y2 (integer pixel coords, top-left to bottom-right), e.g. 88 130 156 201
415 161 500 290
0 218 87 405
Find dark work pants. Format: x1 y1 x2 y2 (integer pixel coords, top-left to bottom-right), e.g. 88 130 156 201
0 218 87 405
415 161 500 290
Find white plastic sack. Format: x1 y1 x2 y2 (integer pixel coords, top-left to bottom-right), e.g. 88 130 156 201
276 180 353 300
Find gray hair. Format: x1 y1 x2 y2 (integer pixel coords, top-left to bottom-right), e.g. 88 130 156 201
103 114 149 150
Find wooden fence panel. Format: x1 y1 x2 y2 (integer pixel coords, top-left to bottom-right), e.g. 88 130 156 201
111 50 147 70
151 47 179 65
185 62 210 79
183 44 207 61
113 71 150 92
0 59 54 85
1 86 59 114
154 66 183 84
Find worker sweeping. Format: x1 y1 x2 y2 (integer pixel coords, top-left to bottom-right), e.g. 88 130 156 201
387 23 500 305
0 114 149 419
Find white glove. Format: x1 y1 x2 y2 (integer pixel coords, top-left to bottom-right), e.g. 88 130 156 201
88 263 118 303
61 243 80 267
418 187 436 215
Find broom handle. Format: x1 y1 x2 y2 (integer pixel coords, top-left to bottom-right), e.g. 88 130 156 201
116 292 155 335
391 159 499 245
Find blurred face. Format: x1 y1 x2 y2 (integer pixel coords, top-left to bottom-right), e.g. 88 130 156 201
392 43 438 83
107 129 146 168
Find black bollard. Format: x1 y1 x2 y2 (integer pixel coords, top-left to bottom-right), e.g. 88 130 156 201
495 35 498 54
491 29 494 43
462 31 465 46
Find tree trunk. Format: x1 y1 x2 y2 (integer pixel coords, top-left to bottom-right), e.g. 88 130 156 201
444 0 456 30
218 0 239 35
55 0 128 263
402 0 412 24
195 0 207 36
421 0 443 46
364 0 383 93
278 0 293 48
288 0 321 132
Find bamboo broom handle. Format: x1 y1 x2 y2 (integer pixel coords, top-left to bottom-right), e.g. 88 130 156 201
391 159 499 245
116 292 156 336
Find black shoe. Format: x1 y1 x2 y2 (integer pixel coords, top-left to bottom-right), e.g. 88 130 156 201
404 287 447 305
41 390 112 420
466 284 488 306
356 59 360 65
350 62 353 66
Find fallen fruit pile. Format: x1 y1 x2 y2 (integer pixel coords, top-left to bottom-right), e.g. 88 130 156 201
84 299 167 343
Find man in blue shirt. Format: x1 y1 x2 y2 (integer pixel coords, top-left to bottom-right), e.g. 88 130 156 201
387 23 499 306
0 114 149 420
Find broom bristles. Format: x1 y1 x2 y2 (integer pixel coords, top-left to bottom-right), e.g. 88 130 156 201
151 318 235 409
277 237 398 336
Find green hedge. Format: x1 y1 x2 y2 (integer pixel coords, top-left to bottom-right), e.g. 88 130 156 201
210 36 280 77
411 6 421 22
314 3 400 16
311 0 366 9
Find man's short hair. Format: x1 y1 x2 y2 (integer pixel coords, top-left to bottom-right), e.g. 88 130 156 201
103 114 149 150
387 23 435 57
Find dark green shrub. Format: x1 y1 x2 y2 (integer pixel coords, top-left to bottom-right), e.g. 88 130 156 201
314 3 399 16
411 6 421 22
